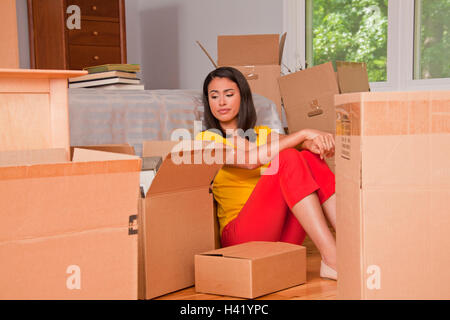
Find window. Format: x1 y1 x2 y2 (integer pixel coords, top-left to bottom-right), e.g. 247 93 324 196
283 0 450 91
306 0 388 82
413 0 450 80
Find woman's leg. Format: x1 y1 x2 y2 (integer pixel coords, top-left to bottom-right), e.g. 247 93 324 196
291 193 336 270
293 150 336 269
322 194 336 231
221 154 306 246
221 148 336 271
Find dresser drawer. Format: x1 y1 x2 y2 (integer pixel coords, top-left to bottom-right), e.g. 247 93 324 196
68 45 121 70
66 0 119 19
68 20 120 46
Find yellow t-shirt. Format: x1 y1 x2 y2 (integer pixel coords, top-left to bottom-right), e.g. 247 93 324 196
195 126 272 235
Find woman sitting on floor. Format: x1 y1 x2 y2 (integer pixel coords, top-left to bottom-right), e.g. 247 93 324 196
196 67 337 280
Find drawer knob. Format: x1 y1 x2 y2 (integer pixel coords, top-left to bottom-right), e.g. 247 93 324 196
93 56 99 60
92 31 99 36
92 5 97 11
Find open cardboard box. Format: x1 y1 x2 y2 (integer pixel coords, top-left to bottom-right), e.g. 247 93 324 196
198 33 287 119
335 90 450 299
0 147 141 299
139 140 223 299
278 61 370 173
70 141 223 299
195 241 307 299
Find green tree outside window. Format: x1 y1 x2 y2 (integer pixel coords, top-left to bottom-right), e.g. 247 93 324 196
414 0 450 79
306 0 388 82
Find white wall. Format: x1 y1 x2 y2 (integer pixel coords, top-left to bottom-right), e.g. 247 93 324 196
15 0 283 90
136 0 283 90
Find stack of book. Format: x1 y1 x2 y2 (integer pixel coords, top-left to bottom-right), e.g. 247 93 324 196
69 64 144 90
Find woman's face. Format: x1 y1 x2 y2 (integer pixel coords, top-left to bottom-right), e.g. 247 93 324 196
207 77 241 131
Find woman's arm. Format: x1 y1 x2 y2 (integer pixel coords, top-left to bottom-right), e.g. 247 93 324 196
224 128 334 170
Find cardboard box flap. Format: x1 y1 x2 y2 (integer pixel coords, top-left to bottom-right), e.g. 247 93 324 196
279 32 287 66
218 34 280 66
278 62 339 111
147 149 222 196
336 61 370 93
199 241 304 260
0 153 141 181
0 148 68 167
70 144 136 159
142 140 179 159
72 148 140 162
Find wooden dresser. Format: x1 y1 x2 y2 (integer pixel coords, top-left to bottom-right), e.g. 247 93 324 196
28 0 126 70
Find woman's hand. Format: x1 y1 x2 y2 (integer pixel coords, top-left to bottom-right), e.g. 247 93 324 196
300 129 335 160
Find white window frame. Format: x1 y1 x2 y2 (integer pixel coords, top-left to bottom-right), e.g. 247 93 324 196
282 0 450 92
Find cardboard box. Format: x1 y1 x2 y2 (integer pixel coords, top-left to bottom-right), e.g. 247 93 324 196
0 68 86 155
195 241 307 299
198 33 286 119
278 61 370 172
139 140 222 299
0 148 141 299
74 142 222 299
335 90 450 299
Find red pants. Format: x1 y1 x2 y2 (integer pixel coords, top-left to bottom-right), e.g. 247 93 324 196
221 148 335 247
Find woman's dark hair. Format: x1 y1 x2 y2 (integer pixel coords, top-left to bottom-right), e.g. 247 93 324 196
202 66 257 137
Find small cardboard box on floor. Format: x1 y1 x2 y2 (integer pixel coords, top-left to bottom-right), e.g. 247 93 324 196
0 148 141 299
139 140 223 299
195 241 307 299
278 61 370 172
198 33 286 119
335 90 450 299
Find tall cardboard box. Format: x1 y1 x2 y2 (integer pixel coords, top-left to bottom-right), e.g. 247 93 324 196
140 141 222 299
335 90 450 299
199 33 286 119
278 61 370 172
0 148 141 299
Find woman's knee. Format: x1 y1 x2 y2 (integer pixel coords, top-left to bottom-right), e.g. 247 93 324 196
278 148 301 162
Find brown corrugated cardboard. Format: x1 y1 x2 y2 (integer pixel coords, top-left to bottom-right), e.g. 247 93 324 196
335 90 450 299
279 62 339 135
195 241 307 299
0 148 141 299
198 34 286 119
140 140 222 299
217 34 279 66
0 148 68 167
70 144 136 159
336 61 370 94
278 61 370 173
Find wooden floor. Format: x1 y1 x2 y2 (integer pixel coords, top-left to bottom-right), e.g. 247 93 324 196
155 236 337 300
